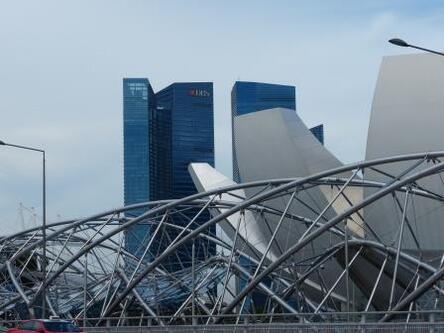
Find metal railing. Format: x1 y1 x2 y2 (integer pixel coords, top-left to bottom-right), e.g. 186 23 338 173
77 311 444 325
82 323 444 333
2 311 444 332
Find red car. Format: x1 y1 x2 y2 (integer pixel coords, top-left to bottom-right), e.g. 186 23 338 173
7 319 82 333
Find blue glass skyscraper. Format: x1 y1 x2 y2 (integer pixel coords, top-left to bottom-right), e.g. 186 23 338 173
123 78 154 208
155 82 215 271
231 81 296 118
156 83 214 200
123 79 214 268
123 78 156 256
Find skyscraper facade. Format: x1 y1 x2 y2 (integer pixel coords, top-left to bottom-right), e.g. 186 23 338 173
149 105 172 201
155 82 214 271
123 79 214 266
156 83 214 200
123 78 156 256
123 78 155 209
231 81 296 118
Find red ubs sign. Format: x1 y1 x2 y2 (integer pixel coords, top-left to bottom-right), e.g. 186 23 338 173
188 89 210 97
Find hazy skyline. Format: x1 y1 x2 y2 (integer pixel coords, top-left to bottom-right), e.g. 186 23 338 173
0 0 443 230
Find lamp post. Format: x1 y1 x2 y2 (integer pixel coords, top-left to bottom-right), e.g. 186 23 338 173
0 140 47 318
389 38 444 57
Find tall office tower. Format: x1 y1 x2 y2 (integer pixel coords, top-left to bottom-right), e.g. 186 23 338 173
231 81 296 182
155 83 215 200
123 79 215 269
155 82 215 271
123 78 156 256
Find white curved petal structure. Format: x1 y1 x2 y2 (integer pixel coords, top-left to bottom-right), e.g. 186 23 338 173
234 108 340 182
190 108 365 306
366 54 444 252
188 162 278 263
188 162 348 306
234 108 363 242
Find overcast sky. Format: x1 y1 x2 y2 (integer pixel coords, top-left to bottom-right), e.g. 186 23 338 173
0 0 443 231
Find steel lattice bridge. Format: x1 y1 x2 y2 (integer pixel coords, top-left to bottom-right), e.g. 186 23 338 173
2 151 444 326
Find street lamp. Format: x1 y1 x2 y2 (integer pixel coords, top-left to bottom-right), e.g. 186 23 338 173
0 140 47 318
389 38 444 57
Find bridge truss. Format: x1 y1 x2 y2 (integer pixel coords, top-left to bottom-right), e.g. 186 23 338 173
2 152 444 325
